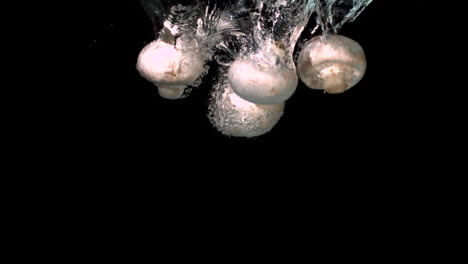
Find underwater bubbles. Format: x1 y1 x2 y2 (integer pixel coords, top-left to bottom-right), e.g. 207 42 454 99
208 70 284 138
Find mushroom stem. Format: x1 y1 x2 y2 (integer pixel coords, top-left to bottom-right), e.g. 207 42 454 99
322 73 347 94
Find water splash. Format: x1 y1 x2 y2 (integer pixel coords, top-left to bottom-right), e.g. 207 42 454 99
140 0 373 64
141 1 240 53
227 0 316 68
314 0 373 35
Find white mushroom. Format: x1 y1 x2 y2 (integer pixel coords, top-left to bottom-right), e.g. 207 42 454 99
136 38 205 99
297 34 366 94
209 76 284 138
227 41 298 105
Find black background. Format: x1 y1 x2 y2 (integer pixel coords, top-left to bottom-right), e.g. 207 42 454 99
84 1 409 156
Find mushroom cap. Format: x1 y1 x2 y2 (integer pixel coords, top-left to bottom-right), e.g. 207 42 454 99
136 39 205 87
228 55 298 105
297 34 366 93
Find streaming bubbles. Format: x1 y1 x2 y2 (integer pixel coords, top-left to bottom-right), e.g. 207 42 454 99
314 0 374 35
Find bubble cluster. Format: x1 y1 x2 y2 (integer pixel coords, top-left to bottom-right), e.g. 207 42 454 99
208 70 284 138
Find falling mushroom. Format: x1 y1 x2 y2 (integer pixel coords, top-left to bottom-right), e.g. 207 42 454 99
297 34 366 94
228 40 298 105
136 35 205 99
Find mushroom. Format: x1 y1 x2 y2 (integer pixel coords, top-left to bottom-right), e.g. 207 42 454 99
209 76 284 138
227 40 298 105
297 34 366 94
136 38 205 99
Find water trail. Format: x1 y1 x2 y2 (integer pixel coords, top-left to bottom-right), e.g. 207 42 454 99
226 0 316 69
314 0 373 35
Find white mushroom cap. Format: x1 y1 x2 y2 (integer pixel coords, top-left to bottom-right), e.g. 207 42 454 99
136 39 205 99
209 78 285 138
297 34 366 94
228 41 298 105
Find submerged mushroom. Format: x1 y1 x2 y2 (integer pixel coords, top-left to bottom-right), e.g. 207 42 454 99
136 37 205 99
228 41 298 105
297 34 366 94
209 76 284 138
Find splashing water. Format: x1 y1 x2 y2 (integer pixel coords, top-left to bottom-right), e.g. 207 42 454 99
314 0 373 35
141 0 239 53
224 0 316 68
140 0 373 72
